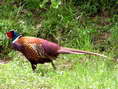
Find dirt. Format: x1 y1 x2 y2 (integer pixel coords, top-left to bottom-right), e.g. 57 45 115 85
0 57 11 64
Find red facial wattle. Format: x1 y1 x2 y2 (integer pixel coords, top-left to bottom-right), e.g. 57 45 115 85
6 32 13 39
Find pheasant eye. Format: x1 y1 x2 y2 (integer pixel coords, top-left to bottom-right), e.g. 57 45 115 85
6 32 13 39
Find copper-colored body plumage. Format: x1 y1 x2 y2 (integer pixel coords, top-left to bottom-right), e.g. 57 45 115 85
12 36 60 70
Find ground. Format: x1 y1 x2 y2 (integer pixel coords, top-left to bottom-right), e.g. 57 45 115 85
0 53 118 89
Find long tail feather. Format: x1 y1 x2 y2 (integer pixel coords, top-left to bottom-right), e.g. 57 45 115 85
58 47 108 58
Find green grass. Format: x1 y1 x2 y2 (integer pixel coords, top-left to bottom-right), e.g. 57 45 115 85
0 53 118 89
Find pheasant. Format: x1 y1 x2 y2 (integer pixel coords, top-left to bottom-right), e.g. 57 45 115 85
6 30 107 71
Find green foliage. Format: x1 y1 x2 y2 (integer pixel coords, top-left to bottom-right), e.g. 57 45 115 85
108 21 118 57
73 0 117 16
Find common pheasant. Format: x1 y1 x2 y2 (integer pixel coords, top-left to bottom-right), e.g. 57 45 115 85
6 31 107 71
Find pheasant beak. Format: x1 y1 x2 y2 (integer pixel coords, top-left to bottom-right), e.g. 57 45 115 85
6 32 13 39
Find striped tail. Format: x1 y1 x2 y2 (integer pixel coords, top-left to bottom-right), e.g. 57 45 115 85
58 47 108 58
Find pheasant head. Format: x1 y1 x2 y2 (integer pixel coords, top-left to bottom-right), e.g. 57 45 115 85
6 31 22 41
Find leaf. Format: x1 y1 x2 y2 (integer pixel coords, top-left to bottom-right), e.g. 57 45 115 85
51 0 61 8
